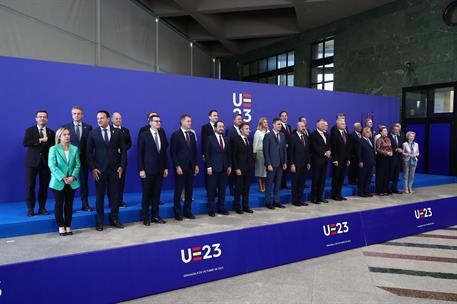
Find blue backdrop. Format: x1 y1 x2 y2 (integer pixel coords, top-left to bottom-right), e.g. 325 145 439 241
0 55 399 203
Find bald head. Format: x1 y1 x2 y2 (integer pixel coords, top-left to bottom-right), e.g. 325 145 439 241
353 122 362 132
111 112 122 127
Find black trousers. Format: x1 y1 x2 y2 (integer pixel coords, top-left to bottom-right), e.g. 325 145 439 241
390 155 401 192
94 169 120 226
25 160 50 210
234 169 253 211
78 159 90 206
358 165 373 195
291 165 307 203
173 168 194 216
281 166 289 188
311 159 328 201
348 155 358 184
119 164 127 203
52 185 75 227
376 155 391 194
331 162 346 198
141 173 163 220
207 171 227 213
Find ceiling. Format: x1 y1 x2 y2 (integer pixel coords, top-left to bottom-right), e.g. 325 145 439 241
137 0 397 58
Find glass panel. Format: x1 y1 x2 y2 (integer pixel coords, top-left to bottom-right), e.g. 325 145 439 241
242 64 249 77
324 82 334 91
433 87 454 114
324 64 334 82
317 83 323 90
324 39 334 57
249 61 258 75
267 56 277 71
405 90 428 118
278 53 287 69
311 65 324 84
258 58 267 74
287 73 294 86
312 42 324 60
278 74 287 86
267 76 277 84
287 51 294 66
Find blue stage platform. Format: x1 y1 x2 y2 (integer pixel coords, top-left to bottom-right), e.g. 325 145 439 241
0 173 456 238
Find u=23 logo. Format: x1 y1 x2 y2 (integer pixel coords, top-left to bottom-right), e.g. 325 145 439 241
181 243 222 264
323 222 349 236
232 93 252 122
414 207 432 219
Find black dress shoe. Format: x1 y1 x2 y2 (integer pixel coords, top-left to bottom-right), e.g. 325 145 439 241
66 231 73 235
301 202 309 206
318 199 328 203
274 203 285 208
175 215 183 221
59 232 67 236
235 210 243 214
38 208 49 215
311 200 320 204
184 213 196 219
27 209 35 217
96 225 103 231
120 202 128 208
292 202 302 207
152 217 166 224
143 220 151 226
359 194 368 197
209 212 216 217
218 210 229 215
366 193 374 197
341 197 348 200
331 196 343 201
266 205 275 209
111 221 125 229
243 208 254 213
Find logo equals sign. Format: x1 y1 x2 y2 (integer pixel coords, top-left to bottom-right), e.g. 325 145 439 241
192 247 202 261
243 93 252 108
419 211 425 218
330 223 337 235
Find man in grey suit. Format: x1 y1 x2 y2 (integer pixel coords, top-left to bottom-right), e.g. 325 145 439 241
263 118 287 209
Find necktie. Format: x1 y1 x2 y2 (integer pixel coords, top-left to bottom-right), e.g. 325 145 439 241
300 135 305 146
185 131 191 146
154 131 160 152
103 128 109 144
342 131 347 144
219 135 224 150
75 124 81 141
276 133 280 143
244 137 249 146
367 138 373 148
39 128 45 138
394 135 398 146
304 129 308 137
321 132 326 144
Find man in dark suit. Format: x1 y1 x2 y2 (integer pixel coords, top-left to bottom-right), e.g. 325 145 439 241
86 110 127 231
330 119 351 201
310 119 331 204
63 105 93 211
388 124 404 194
201 109 218 195
279 111 292 189
357 127 376 197
138 115 168 226
23 110 55 216
111 112 132 208
138 111 167 145
225 113 243 196
205 121 231 217
348 122 362 185
298 116 311 188
231 122 254 214
263 118 287 209
330 113 347 134
289 121 311 206
170 114 199 221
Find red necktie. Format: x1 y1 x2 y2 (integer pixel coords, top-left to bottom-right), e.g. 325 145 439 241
219 135 224 150
300 135 305 146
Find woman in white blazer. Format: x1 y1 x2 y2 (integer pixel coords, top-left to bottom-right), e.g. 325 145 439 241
402 131 419 194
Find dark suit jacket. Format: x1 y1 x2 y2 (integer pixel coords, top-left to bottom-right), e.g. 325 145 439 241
225 125 240 141
263 131 287 167
330 128 351 162
201 122 215 158
139 125 167 144
349 131 362 160
288 132 311 167
205 133 231 173
170 129 198 170
137 128 168 175
310 130 331 163
357 137 376 167
280 122 292 142
231 135 254 173
63 122 92 160
114 126 132 165
86 127 127 172
388 133 404 159
23 126 55 167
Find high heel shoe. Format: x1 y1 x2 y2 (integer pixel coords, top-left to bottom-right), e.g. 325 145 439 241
59 227 67 236
65 227 73 235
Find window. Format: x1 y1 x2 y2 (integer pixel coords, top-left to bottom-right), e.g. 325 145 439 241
433 87 454 114
241 50 295 87
311 37 334 91
405 90 427 118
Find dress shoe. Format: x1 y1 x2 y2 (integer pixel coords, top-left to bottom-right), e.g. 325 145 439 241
235 210 244 214
359 194 368 197
341 197 347 200
59 232 67 236
331 196 343 201
38 208 49 215
266 205 275 210
366 193 374 197
120 202 128 208
143 220 151 226
243 208 254 213
81 203 93 211
301 202 309 206
66 231 73 235
318 199 328 203
311 200 320 204
175 215 183 221
292 202 302 207
218 210 229 215
152 217 166 224
96 225 103 231
391 190 400 194
111 221 125 229
184 213 196 219
209 212 216 217
27 209 35 217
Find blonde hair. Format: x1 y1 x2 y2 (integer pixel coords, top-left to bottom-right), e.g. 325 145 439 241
405 131 416 139
55 127 70 145
257 117 269 131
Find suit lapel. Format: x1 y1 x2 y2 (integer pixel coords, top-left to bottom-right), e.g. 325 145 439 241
56 144 67 164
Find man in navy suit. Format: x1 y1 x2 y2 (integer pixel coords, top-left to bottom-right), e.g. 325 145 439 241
357 127 376 197
310 119 331 204
86 110 127 231
330 118 351 201
289 121 311 206
388 124 404 194
263 118 287 209
201 109 218 195
225 113 243 195
348 122 363 185
138 115 168 225
205 121 232 217
170 114 199 221
279 111 292 189
63 105 93 211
